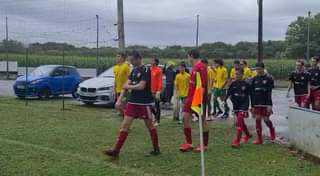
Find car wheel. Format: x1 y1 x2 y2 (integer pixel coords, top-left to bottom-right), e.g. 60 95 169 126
72 91 79 99
38 88 50 100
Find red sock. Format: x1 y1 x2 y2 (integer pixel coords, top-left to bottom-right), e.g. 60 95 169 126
203 131 209 146
149 128 160 150
237 112 250 136
256 119 262 137
184 128 192 144
114 130 128 153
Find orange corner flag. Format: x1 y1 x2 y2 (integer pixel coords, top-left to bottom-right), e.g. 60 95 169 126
191 72 203 115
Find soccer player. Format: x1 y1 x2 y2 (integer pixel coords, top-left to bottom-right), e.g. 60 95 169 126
251 62 276 144
180 49 209 152
113 52 130 115
287 59 311 107
225 68 252 148
104 51 160 159
174 62 191 123
305 56 320 110
213 59 229 118
150 57 163 126
240 59 252 80
163 62 176 108
201 59 215 121
230 60 242 80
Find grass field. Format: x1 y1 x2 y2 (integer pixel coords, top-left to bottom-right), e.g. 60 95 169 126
0 97 319 176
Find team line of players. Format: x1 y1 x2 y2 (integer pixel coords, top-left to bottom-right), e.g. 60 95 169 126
105 50 320 159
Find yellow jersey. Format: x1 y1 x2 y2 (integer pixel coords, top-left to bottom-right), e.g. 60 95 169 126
207 66 215 89
174 72 190 98
214 66 228 89
114 62 130 93
230 67 252 80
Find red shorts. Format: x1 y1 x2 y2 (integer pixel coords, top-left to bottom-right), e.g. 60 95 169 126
124 103 153 120
308 89 320 102
253 106 271 117
235 111 248 118
295 95 307 107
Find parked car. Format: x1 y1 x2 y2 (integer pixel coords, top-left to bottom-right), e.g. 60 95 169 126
77 67 115 105
13 65 81 99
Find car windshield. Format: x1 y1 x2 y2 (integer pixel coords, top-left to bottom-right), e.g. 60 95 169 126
30 66 56 76
99 67 114 78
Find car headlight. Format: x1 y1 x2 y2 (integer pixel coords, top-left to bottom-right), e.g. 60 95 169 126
98 86 112 91
30 80 41 85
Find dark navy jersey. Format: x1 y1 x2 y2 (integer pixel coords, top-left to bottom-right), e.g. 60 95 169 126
289 71 310 95
226 80 251 111
251 74 274 106
127 65 153 105
308 67 320 87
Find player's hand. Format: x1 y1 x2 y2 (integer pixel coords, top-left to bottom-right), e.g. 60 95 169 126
123 83 130 90
155 91 161 101
286 92 290 98
267 106 273 115
115 99 122 110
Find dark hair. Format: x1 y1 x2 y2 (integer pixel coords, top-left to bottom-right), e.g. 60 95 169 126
118 52 127 58
214 58 224 66
234 60 241 65
129 50 142 60
241 60 247 65
296 59 305 66
255 62 265 68
201 58 208 64
180 61 187 68
188 49 200 59
152 57 159 65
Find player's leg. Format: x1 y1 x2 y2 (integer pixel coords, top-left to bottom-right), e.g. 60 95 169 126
180 111 193 152
263 115 276 141
104 116 135 158
144 117 161 155
313 90 320 111
253 108 263 145
220 90 230 118
240 112 252 143
194 109 210 152
231 112 243 148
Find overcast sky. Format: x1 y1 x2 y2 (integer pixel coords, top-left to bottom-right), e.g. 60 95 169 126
0 0 320 47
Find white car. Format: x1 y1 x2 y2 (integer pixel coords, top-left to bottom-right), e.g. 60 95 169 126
77 67 115 105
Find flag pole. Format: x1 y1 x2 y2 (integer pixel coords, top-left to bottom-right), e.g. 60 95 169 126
198 91 205 176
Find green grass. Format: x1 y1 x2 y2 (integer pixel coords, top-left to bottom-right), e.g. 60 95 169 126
0 97 319 176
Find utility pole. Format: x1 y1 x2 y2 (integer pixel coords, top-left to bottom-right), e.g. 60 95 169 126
96 14 99 76
196 15 200 48
62 48 65 110
307 11 311 60
6 16 9 79
257 0 263 63
117 0 125 51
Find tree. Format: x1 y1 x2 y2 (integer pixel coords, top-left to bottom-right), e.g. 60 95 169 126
285 13 320 58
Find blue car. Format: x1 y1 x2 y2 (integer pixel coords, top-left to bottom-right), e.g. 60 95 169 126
13 65 81 99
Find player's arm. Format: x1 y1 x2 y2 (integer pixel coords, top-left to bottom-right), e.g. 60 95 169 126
287 73 294 97
125 68 149 91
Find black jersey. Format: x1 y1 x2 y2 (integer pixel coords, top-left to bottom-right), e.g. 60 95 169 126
226 80 251 112
289 71 310 95
308 67 320 88
251 74 274 106
127 65 153 105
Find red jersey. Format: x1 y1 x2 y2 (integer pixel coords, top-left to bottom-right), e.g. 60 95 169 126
150 66 163 93
186 61 208 105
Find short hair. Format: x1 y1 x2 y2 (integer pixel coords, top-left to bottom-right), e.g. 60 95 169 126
296 59 305 66
214 58 224 66
201 58 208 64
188 49 200 59
255 62 265 68
234 60 241 65
129 50 142 60
180 61 187 68
117 52 127 58
241 60 248 65
152 57 159 65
